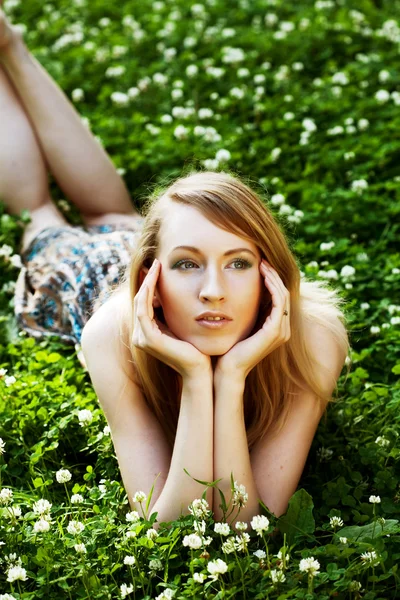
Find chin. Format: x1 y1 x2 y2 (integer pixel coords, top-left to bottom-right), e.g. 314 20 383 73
188 335 238 356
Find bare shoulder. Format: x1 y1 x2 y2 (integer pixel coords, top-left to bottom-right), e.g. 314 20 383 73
81 284 135 380
301 313 348 395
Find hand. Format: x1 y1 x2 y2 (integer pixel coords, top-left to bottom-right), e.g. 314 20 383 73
214 259 291 381
133 259 212 380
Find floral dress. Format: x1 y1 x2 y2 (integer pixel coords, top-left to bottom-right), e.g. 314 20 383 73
13 222 143 370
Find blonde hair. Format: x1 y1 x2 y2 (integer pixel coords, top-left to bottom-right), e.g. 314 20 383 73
112 169 351 453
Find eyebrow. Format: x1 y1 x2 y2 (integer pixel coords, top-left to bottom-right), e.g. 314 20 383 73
169 245 258 258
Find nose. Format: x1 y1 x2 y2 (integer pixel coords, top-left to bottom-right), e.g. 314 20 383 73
199 266 226 302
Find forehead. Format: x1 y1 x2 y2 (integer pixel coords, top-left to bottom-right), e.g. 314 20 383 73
158 203 259 255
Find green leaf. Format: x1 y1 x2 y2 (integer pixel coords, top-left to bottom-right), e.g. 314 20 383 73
277 489 315 545
337 519 399 541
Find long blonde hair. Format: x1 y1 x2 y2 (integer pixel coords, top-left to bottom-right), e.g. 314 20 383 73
113 170 351 452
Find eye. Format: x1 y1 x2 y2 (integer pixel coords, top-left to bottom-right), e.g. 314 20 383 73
231 258 252 269
172 258 252 270
173 260 198 270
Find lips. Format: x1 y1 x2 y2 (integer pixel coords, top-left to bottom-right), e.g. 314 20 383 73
196 312 232 321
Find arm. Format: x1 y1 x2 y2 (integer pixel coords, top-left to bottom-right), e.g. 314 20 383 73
150 373 214 528
81 295 214 530
213 319 347 528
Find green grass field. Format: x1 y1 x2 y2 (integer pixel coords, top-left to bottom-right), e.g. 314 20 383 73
0 0 399 598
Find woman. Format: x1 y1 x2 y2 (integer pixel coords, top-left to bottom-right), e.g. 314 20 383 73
0 8 350 528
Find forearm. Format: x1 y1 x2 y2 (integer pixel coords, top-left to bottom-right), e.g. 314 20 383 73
213 375 261 528
150 373 214 528
1 37 131 214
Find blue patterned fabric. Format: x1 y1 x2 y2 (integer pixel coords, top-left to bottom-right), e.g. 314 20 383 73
13 223 142 360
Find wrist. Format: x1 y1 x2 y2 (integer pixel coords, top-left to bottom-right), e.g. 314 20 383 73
181 365 213 388
214 367 246 391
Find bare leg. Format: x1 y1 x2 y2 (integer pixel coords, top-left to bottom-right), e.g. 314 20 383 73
0 10 140 221
0 62 69 252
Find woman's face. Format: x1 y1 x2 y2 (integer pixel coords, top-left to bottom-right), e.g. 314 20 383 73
150 203 264 356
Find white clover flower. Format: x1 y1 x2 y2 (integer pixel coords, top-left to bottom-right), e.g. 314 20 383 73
271 147 282 161
75 543 87 553
56 469 72 483
0 488 13 505
132 490 147 503
215 149 231 162
391 316 400 325
71 493 84 504
280 21 295 32
33 518 51 533
198 108 214 119
253 549 266 559
146 528 158 540
0 593 18 600
0 438 5 455
375 436 389 447
352 179 370 195
193 520 206 536
339 537 348 544
6 566 28 583
0 369 8 378
72 88 84 102
127 87 140 99
330 516 344 528
340 265 356 278
105 65 126 78
349 580 362 591
320 269 339 280
235 521 248 531
126 510 140 522
332 72 349 85
221 536 236 554
183 533 203 549
358 118 369 130
237 67 250 78
234 532 251 552
250 514 270 536
154 587 176 600
302 118 317 132
370 326 380 335
33 499 52 516
207 558 228 581
229 87 245 99
360 550 379 565
299 557 320 576
186 64 199 77
149 558 163 572
67 520 85 535
232 481 248 508
174 125 189 140
222 47 245 63
124 555 136 566
193 572 206 583
270 193 285 206
6 506 22 519
270 568 286 583
120 583 134 598
188 498 210 519
5 376 16 387
328 125 344 136
375 89 390 103
369 495 381 504
276 550 290 567
214 522 230 536
111 92 129 106
78 409 93 426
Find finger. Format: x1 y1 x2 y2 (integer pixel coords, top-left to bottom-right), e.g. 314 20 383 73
262 270 288 336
